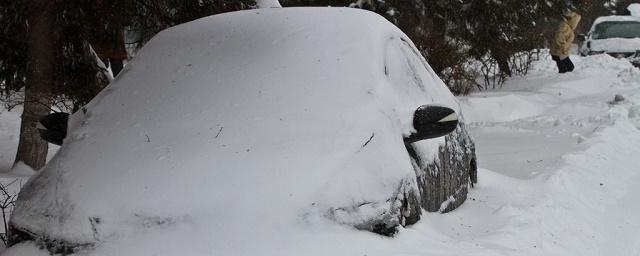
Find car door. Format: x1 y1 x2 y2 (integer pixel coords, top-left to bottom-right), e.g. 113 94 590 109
384 37 476 213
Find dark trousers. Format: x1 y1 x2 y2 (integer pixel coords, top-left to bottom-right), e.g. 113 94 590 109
552 55 575 73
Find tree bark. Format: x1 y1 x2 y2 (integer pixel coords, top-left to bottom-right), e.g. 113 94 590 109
14 0 55 170
491 49 513 77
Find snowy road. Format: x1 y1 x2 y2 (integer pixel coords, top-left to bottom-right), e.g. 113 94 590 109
399 54 640 255
1 53 640 255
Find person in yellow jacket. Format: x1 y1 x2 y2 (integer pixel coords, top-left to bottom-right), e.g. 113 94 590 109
550 10 581 73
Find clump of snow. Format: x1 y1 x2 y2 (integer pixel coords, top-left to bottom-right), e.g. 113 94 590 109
628 3 640 17
7 162 36 177
572 53 636 76
0 107 21 173
438 195 455 212
255 0 282 8
616 64 640 85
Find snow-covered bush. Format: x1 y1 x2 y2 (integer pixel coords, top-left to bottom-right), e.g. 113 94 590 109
440 63 476 95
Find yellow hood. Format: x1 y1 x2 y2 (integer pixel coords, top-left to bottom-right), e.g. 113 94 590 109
564 11 581 30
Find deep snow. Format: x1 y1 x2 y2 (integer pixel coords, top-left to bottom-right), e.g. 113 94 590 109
2 37 640 256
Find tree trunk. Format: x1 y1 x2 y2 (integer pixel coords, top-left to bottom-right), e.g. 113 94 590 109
14 0 55 170
491 49 513 77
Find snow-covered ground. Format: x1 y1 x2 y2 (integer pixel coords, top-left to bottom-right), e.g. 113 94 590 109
0 107 28 250
0 107 20 173
1 52 640 255
1 106 58 174
0 107 56 248
449 53 640 255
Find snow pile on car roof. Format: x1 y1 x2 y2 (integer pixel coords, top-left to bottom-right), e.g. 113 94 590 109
8 7 457 255
628 3 640 17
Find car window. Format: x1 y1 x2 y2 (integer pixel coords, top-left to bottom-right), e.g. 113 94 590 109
593 21 640 39
385 38 427 93
384 37 457 106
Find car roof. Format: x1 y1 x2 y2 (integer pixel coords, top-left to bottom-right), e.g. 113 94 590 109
12 7 457 248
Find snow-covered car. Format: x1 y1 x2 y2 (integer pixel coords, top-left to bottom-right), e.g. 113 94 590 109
5 7 476 255
580 15 640 66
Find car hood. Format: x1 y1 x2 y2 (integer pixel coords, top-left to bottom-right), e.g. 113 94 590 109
9 7 457 253
590 37 640 53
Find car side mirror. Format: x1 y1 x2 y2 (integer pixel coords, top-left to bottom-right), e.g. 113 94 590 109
404 105 458 144
37 112 69 145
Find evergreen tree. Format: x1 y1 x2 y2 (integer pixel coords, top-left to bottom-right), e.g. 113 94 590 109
128 0 254 48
